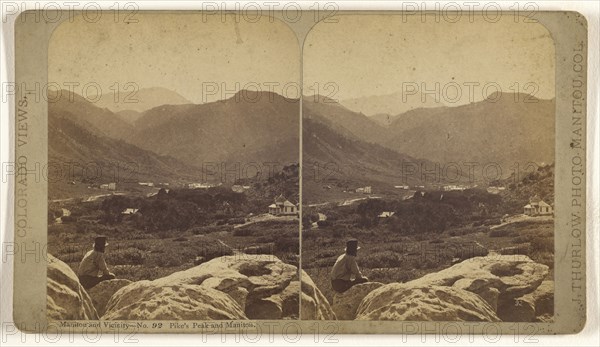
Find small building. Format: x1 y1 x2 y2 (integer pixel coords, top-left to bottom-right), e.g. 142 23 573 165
231 185 245 193
138 182 154 187
188 183 213 189
268 194 298 215
355 186 372 194
524 195 553 216
100 183 116 190
378 211 395 218
121 208 139 215
444 185 467 192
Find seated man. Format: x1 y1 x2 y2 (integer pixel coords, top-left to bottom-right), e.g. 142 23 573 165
330 239 369 293
78 236 116 290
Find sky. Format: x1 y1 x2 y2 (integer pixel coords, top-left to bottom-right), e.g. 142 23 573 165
48 13 300 104
303 14 556 104
49 13 555 107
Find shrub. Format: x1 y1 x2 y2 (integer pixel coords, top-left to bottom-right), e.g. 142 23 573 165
332 228 344 238
317 220 332 228
233 228 253 237
489 228 509 237
110 247 145 265
228 217 246 225
190 225 233 235
197 242 234 260
511 235 530 244
244 243 275 255
361 251 403 268
274 237 299 254
483 218 502 226
530 236 554 253
61 215 77 223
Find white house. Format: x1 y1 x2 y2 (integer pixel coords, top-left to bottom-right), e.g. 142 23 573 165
100 183 116 190
355 186 372 194
231 185 245 193
524 195 553 216
121 208 139 215
378 211 395 218
188 183 214 189
268 194 298 215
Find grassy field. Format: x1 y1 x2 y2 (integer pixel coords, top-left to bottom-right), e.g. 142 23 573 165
48 189 300 282
303 198 554 304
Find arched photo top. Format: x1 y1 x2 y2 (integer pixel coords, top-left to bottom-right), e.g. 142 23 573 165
49 12 301 105
303 13 555 108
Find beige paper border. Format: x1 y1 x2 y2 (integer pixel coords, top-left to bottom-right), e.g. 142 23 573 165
13 10 587 334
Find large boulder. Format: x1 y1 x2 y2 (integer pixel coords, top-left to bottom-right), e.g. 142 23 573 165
102 282 247 320
332 282 384 320
356 285 500 321
47 254 98 320
103 255 318 320
88 279 132 317
519 280 554 322
300 271 336 320
406 255 549 321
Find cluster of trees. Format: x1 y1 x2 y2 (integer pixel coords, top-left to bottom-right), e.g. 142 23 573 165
344 189 507 234
100 186 248 231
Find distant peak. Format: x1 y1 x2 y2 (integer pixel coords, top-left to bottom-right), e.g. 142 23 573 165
304 94 340 104
226 89 293 103
484 91 541 102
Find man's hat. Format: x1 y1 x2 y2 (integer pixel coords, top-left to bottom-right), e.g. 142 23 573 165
345 239 360 253
93 236 108 248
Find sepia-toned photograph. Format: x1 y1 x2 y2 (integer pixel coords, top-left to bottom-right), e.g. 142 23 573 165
8 5 590 337
302 14 556 322
45 13 302 321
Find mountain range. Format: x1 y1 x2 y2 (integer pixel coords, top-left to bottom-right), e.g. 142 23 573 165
309 92 554 177
341 91 446 117
48 88 554 195
48 91 201 186
95 87 193 114
49 90 300 191
128 90 299 166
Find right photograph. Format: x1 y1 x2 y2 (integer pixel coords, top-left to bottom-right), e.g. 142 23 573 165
302 14 556 322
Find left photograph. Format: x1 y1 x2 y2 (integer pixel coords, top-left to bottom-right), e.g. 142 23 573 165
46 13 301 320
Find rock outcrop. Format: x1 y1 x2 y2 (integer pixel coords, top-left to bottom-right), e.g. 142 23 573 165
46 253 550 323
356 285 500 321
518 280 554 322
300 271 336 320
332 282 383 320
102 281 247 320
103 255 331 320
405 255 549 321
88 279 132 317
47 254 98 320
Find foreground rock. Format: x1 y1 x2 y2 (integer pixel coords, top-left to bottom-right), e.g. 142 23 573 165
103 255 330 320
518 280 554 322
47 254 98 320
300 272 337 320
102 282 246 320
405 255 549 321
357 285 500 321
88 279 132 317
332 282 383 320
